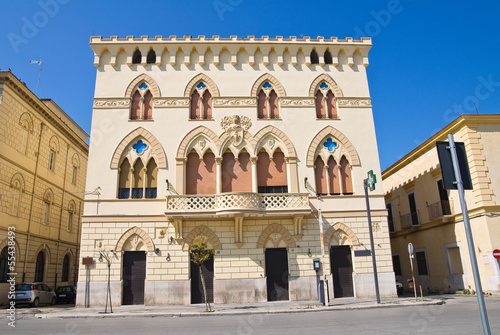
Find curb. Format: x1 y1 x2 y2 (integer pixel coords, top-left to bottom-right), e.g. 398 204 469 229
34 299 443 319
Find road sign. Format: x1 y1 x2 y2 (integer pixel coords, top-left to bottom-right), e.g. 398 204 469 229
436 141 473 190
408 242 414 256
493 249 500 260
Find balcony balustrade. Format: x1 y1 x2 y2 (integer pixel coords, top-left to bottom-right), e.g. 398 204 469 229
166 192 311 217
399 210 420 229
427 200 453 221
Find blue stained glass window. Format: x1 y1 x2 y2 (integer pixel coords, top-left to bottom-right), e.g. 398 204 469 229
196 82 207 89
263 82 272 89
323 138 338 152
139 83 148 89
133 140 147 154
320 82 329 89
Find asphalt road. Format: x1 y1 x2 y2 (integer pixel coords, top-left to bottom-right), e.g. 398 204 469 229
2 295 499 335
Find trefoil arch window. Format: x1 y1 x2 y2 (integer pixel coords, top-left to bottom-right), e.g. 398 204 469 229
118 139 158 199
190 82 213 120
131 83 153 120
257 82 280 120
314 138 353 196
315 82 338 119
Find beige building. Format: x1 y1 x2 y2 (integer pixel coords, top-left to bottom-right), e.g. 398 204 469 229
382 114 500 294
0 71 89 305
79 35 396 307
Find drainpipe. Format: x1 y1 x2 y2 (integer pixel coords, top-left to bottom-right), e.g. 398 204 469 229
23 122 44 282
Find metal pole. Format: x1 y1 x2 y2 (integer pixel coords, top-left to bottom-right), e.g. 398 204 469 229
317 197 329 306
447 134 490 335
409 252 417 302
364 179 380 304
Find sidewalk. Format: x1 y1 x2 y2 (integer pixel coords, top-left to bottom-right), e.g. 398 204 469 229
11 296 443 319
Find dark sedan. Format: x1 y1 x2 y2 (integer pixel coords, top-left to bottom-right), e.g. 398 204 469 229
55 286 76 304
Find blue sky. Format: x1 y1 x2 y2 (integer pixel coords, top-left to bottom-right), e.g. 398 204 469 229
1 0 499 171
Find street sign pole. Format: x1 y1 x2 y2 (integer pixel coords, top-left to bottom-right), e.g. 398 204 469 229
364 176 380 304
447 134 490 335
408 243 417 302
317 196 329 306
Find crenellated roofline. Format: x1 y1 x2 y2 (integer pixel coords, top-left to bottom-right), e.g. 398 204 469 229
90 35 372 68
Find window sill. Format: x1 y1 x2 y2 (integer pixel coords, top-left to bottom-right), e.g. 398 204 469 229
188 118 214 121
129 119 154 122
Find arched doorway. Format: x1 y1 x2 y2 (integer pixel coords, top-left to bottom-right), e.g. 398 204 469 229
34 251 45 282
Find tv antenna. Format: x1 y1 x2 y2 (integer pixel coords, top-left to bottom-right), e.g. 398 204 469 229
29 59 43 95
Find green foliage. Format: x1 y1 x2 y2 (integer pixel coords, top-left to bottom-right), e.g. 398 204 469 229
190 236 215 266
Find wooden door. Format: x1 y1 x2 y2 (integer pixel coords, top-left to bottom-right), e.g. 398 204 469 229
190 255 214 304
265 248 289 301
122 251 146 305
330 246 354 297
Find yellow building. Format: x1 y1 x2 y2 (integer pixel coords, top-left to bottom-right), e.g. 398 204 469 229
382 114 500 294
0 71 89 304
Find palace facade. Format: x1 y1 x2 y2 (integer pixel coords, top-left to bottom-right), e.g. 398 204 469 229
78 35 395 306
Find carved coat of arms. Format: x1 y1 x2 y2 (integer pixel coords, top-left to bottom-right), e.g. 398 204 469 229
221 115 252 146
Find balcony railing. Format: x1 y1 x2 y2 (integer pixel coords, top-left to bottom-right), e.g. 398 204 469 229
427 200 452 221
400 210 420 229
166 192 311 215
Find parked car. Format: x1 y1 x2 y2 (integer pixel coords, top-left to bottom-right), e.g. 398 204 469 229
396 281 404 296
13 282 56 307
55 285 77 304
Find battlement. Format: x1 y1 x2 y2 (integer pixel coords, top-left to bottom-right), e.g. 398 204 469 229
90 35 371 68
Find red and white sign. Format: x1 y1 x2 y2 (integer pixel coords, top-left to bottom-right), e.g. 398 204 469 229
493 249 500 259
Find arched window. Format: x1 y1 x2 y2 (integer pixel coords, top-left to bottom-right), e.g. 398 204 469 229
186 151 216 194
327 156 340 195
0 247 8 282
130 83 154 120
132 49 141 64
221 151 251 193
67 202 75 231
61 254 70 282
314 156 327 196
315 82 338 119
146 49 156 64
132 159 145 199
324 50 333 65
190 82 213 120
257 82 280 119
310 49 319 64
9 179 22 216
118 159 131 199
145 158 158 198
340 156 353 195
34 251 45 282
257 150 287 193
42 193 51 225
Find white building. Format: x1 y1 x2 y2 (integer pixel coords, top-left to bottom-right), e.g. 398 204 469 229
78 35 395 306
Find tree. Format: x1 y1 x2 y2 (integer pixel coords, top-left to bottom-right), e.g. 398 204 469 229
190 236 215 312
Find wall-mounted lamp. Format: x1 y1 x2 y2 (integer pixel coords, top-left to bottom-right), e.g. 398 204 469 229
99 254 103 262
110 249 117 257
168 236 174 244
304 177 308 189
154 247 160 254
166 253 171 261
166 179 170 191
307 248 312 257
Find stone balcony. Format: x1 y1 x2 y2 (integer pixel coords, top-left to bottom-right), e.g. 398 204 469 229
165 192 312 219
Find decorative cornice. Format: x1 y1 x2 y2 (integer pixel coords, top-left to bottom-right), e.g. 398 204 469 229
93 98 130 108
337 98 371 108
280 97 315 107
154 98 189 107
213 97 256 107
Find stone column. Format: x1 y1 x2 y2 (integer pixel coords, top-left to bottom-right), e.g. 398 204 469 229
215 157 223 194
250 156 258 193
